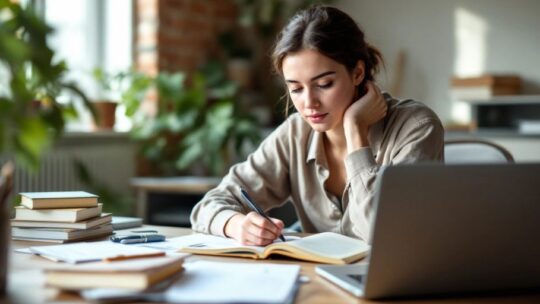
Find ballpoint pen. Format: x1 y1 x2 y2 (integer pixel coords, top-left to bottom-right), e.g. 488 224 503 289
110 233 166 244
240 187 286 242
120 234 166 244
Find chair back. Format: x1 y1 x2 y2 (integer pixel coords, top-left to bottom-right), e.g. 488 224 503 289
0 162 14 296
444 139 514 164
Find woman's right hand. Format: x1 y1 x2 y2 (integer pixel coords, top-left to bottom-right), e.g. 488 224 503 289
224 212 284 246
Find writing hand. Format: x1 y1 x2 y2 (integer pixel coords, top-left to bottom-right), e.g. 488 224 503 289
224 212 285 246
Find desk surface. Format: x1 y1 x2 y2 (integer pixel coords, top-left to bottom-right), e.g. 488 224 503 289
6 225 540 304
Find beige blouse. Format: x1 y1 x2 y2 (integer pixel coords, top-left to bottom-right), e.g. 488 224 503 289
190 93 444 241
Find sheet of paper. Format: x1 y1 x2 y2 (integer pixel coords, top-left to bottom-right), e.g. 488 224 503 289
14 248 33 254
164 261 300 303
29 241 165 263
81 261 300 303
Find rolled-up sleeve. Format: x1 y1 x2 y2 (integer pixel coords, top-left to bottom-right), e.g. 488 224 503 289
190 118 294 236
342 115 444 241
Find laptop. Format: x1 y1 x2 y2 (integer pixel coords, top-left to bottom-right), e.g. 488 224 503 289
316 163 540 299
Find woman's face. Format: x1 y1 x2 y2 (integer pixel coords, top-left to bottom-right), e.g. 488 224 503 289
282 49 363 133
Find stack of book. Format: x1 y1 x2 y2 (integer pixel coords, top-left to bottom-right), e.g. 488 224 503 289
450 74 522 100
44 255 185 291
11 191 113 243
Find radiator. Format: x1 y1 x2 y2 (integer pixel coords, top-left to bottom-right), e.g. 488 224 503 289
3 133 136 198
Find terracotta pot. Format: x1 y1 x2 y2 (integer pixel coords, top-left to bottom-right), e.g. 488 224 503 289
93 100 117 130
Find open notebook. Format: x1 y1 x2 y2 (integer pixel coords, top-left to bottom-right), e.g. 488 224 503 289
180 232 369 264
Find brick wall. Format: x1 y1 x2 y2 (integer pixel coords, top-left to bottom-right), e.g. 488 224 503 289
135 0 237 76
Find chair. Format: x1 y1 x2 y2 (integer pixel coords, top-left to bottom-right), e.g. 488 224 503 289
0 162 14 296
444 139 514 164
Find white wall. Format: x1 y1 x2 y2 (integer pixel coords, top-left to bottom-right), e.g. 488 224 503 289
337 0 540 124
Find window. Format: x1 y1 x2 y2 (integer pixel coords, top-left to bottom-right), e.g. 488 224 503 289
40 0 133 131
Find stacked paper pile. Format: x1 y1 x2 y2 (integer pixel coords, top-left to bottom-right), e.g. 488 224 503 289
11 191 113 243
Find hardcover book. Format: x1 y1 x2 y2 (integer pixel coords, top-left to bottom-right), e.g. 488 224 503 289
11 223 113 242
45 256 185 290
11 213 112 229
19 191 98 209
14 204 102 223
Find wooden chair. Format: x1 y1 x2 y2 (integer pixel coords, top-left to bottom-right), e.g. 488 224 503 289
444 139 515 164
0 162 14 296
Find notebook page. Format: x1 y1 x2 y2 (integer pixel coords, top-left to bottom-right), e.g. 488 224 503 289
285 232 369 258
141 233 268 254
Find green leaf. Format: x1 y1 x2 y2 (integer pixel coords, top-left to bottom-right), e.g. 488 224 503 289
156 72 186 111
17 117 50 154
209 81 238 99
142 136 166 161
0 2 92 171
131 119 159 140
62 103 79 120
166 110 198 133
14 117 51 171
121 73 153 117
0 33 32 64
176 140 204 170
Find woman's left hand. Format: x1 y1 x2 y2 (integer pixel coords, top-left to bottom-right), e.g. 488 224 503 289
343 82 388 150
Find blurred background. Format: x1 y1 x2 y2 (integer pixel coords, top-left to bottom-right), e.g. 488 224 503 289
2 0 540 226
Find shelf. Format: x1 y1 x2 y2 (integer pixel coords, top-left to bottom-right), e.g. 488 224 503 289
462 94 540 105
465 98 540 132
447 129 540 139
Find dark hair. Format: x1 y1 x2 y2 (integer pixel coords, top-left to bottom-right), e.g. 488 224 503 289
272 6 383 114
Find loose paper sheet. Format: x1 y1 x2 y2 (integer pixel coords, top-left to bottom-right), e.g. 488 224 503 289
28 241 164 263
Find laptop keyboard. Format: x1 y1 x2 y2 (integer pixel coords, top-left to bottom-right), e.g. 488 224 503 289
348 274 364 284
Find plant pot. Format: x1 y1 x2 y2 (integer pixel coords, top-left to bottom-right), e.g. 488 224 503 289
93 100 117 130
0 198 7 296
0 162 14 297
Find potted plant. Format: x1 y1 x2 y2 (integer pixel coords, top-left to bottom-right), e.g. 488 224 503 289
124 62 262 177
90 67 124 130
0 0 90 295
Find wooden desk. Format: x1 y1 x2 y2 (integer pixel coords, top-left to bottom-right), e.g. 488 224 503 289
6 226 540 304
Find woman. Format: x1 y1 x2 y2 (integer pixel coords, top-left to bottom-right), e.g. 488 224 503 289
190 6 444 245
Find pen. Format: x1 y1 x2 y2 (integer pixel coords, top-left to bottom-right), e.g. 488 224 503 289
240 187 286 242
120 234 166 244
